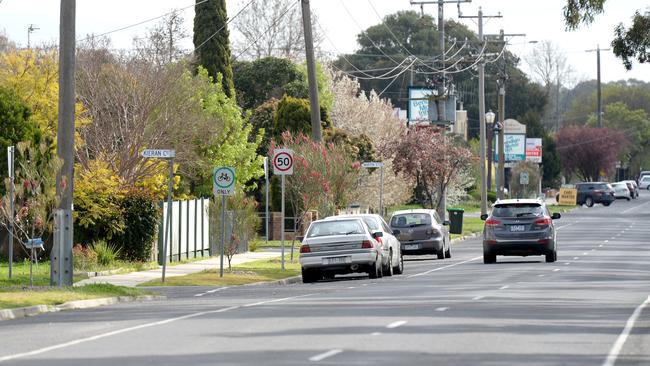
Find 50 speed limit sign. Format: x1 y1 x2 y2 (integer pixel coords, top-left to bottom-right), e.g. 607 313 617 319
273 148 294 175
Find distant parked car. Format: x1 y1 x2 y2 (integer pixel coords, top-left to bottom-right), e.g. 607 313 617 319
299 217 384 283
639 175 650 190
389 209 451 259
638 171 650 184
575 182 615 207
621 180 639 198
611 182 631 201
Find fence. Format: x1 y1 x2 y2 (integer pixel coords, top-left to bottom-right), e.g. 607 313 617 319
157 198 210 264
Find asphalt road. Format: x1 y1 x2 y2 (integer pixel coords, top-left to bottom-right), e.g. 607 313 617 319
1 192 649 365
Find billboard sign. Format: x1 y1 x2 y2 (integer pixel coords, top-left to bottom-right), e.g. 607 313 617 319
495 134 526 162
408 88 433 123
526 138 543 163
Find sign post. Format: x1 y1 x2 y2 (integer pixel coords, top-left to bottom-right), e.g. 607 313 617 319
520 171 529 198
7 146 14 279
361 162 385 215
213 167 236 278
273 149 294 272
264 157 269 247
141 149 175 282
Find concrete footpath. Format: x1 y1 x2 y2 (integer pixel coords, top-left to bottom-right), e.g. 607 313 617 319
76 251 281 287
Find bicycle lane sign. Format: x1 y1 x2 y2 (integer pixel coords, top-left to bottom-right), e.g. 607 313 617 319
213 167 236 196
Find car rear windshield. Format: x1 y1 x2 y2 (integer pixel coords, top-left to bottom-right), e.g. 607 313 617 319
390 213 431 228
491 203 544 218
307 220 365 238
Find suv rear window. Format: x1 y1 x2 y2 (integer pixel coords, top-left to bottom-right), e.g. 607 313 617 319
492 203 544 218
390 213 431 228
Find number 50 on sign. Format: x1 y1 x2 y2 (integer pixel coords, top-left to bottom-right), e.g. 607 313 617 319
273 149 294 175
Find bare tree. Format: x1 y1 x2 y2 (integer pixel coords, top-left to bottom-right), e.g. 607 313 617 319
232 0 323 61
133 9 188 67
0 31 16 53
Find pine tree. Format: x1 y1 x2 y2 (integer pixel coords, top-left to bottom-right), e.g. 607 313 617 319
193 0 235 98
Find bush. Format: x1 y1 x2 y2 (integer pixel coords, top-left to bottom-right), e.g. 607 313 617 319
72 244 98 271
115 189 159 262
487 191 497 203
91 240 120 266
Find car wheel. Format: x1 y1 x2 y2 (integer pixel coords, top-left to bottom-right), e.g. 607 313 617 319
393 254 404 275
483 252 496 264
626 197 631 201
437 243 445 259
445 242 452 258
585 196 594 207
603 201 611 206
301 268 316 283
383 250 394 277
368 260 380 279
545 250 557 263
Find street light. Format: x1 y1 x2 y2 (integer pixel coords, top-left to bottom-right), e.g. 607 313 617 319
486 110 495 124
485 110 496 191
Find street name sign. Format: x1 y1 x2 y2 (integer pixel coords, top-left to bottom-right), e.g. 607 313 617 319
213 167 236 196
362 162 384 168
141 149 175 158
273 149 294 175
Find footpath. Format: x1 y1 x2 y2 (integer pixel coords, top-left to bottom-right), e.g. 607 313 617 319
75 251 281 287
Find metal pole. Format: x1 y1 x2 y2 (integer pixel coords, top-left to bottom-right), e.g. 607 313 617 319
379 166 384 216
281 175 285 271
596 45 602 128
162 158 173 282
436 0 448 220
265 157 269 246
478 7 487 216
301 0 322 141
220 195 225 277
8 146 14 279
54 0 75 286
498 85 506 199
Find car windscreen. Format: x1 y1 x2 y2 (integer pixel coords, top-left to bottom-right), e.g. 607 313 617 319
491 203 544 218
390 213 431 228
307 220 365 238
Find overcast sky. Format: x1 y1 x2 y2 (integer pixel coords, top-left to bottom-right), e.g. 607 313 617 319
1 0 648 85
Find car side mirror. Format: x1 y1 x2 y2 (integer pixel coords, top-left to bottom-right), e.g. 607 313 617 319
480 214 489 221
296 236 304 242
372 231 383 238
392 229 401 236
442 220 450 226
551 213 561 220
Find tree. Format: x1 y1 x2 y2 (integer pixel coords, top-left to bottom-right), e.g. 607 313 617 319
133 9 188 67
233 57 304 110
518 110 562 188
564 0 650 70
232 0 323 61
274 95 330 138
193 0 235 98
556 126 627 181
388 127 475 216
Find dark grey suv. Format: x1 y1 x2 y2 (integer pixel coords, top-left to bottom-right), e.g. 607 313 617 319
575 182 615 207
481 199 561 264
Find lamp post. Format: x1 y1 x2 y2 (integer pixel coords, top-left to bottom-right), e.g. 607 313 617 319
485 110 496 192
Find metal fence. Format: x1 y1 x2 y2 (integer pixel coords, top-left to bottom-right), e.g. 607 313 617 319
157 198 210 264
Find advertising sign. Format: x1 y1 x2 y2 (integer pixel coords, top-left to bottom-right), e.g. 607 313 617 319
526 138 543 163
495 134 526 162
408 88 433 123
558 187 578 206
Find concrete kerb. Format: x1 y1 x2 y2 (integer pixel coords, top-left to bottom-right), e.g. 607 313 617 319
0 295 165 322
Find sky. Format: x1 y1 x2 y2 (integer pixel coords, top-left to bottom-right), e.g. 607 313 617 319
1 0 649 85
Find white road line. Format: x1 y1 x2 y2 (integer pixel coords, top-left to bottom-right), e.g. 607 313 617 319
243 294 313 308
604 240 609 243
435 307 449 312
309 349 343 362
599 244 604 247
602 294 650 366
573 257 579 260
386 320 407 329
347 287 356 289
408 256 482 278
565 262 571 265
207 287 229 294
499 285 509 290
556 222 579 231
371 332 382 336
194 293 204 297
538 274 546 277
583 252 588 255
472 295 485 301
553 269 560 272
621 200 650 214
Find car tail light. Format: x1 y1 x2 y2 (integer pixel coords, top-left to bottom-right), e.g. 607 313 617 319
485 240 497 245
485 218 501 227
361 240 374 249
375 236 383 245
299 245 311 253
426 229 441 238
534 217 552 226
537 239 549 244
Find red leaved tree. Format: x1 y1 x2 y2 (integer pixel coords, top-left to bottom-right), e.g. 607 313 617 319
555 127 627 182
387 127 476 214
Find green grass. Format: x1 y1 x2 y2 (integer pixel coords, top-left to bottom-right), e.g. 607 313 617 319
547 204 579 213
139 254 301 287
0 283 151 310
0 259 53 287
451 217 485 240
250 239 300 250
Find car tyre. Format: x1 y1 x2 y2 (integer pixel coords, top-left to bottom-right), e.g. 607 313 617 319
603 201 611 206
626 197 631 201
483 252 496 264
437 244 445 260
585 196 594 207
383 250 394 277
368 260 380 279
445 242 452 258
393 254 404 275
545 250 557 263
302 268 317 283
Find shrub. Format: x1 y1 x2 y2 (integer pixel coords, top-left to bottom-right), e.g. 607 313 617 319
72 244 97 271
91 240 121 266
115 189 159 262
487 191 497 203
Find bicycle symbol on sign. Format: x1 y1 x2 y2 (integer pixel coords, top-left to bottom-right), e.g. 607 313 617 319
217 172 231 183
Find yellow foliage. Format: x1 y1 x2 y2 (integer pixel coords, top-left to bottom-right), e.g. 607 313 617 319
134 160 186 200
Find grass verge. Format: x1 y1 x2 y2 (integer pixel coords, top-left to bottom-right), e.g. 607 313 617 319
0 284 152 310
451 217 485 240
139 254 300 287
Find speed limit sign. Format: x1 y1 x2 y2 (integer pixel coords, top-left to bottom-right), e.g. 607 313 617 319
273 148 294 175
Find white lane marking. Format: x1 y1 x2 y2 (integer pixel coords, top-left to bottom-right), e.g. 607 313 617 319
553 269 561 272
194 293 204 297
435 307 449 312
556 222 579 231
195 287 229 297
309 349 343 362
599 244 604 247
538 274 546 277
499 285 509 290
386 320 407 329
408 256 482 278
243 294 312 308
604 240 609 243
621 200 650 214
573 257 579 260
472 295 485 301
602 294 650 366
565 262 571 265
0 305 239 363
371 332 382 336
347 286 356 289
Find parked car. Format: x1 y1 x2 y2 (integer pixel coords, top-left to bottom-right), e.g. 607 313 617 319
638 171 650 184
611 182 632 201
298 217 384 283
323 214 403 276
575 182 615 207
639 175 650 190
481 198 561 264
389 209 451 259
621 180 639 198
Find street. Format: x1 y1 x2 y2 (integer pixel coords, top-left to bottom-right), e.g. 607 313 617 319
1 194 649 366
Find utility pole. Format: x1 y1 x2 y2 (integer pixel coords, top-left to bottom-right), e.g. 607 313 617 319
460 7 501 216
52 0 75 287
586 45 609 128
301 0 322 142
27 24 39 49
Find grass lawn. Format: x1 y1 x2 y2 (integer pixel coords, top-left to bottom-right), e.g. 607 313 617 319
139 254 301 287
547 204 579 213
0 284 152 310
451 217 485 240
251 239 301 251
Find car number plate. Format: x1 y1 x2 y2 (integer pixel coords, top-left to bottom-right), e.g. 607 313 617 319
323 256 350 265
404 244 420 250
509 225 526 232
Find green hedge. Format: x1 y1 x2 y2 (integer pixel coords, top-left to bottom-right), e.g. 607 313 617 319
115 190 160 262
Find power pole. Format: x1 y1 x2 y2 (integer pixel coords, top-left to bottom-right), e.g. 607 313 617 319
586 45 609 128
27 24 39 49
300 0 322 142
52 0 75 287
